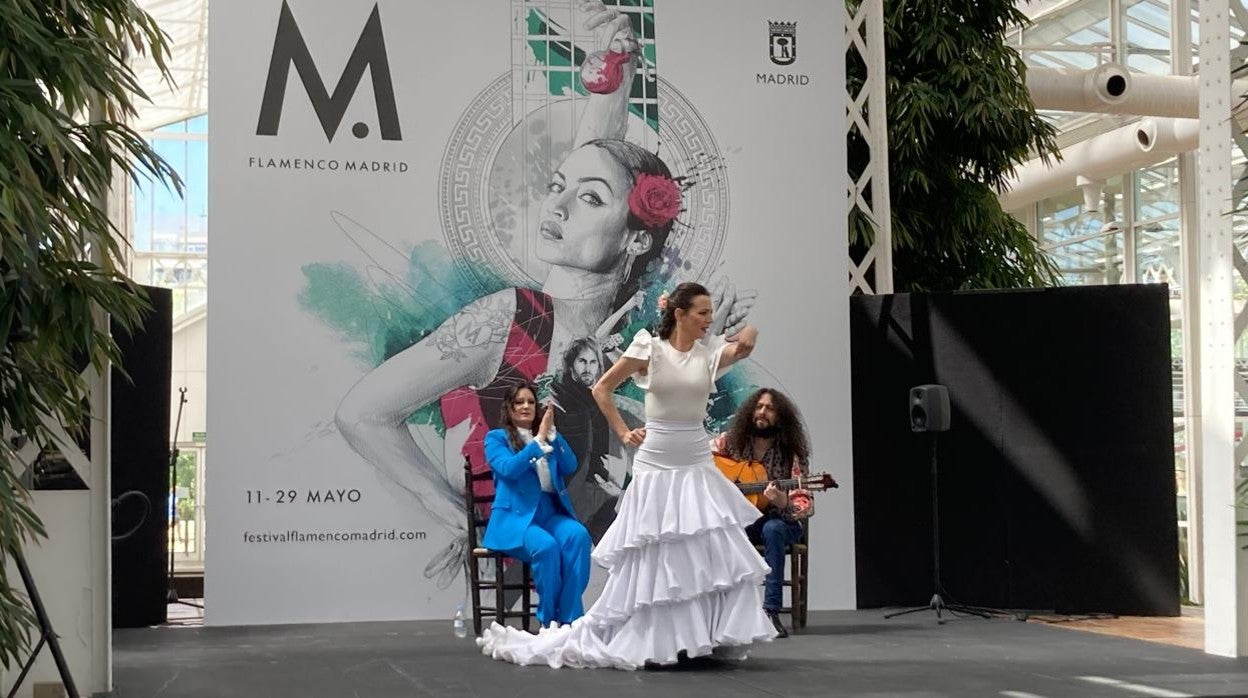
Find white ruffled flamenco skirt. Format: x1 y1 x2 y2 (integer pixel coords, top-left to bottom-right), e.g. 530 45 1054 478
476 419 777 670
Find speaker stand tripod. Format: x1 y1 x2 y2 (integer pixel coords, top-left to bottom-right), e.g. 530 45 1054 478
885 432 996 624
166 387 201 610
5 545 80 698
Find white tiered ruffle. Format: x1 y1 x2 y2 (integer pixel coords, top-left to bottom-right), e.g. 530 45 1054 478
476 421 776 670
593 462 764 565
477 581 771 669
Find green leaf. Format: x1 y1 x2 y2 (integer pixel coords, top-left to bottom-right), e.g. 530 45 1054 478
848 0 1060 292
0 0 178 668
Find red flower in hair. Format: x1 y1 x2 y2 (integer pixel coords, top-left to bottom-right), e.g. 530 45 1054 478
628 173 683 229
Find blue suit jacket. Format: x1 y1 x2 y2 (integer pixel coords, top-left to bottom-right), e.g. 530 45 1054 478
481 428 580 552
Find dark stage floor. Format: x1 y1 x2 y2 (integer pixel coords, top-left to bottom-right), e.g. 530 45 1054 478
113 610 1248 697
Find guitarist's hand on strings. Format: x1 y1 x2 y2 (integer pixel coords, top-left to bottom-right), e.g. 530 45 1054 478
764 481 788 508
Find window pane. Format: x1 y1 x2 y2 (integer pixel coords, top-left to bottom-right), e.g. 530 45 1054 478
132 171 155 252
1135 215 1181 290
1023 0 1113 71
130 115 208 322
151 138 188 252
187 114 208 134
186 139 208 247
1039 191 1096 246
1136 158 1180 221
1049 231 1126 285
1038 176 1125 247
1124 0 1172 74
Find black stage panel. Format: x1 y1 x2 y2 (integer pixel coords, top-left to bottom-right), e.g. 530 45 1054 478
111 286 173 628
851 286 1178 616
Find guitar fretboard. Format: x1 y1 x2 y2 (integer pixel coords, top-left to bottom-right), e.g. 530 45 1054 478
735 478 806 495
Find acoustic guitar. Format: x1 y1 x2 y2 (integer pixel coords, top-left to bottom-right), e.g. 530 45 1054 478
712 453 839 510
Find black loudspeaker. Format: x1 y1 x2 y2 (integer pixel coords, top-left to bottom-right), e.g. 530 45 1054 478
111 286 172 628
909 384 950 432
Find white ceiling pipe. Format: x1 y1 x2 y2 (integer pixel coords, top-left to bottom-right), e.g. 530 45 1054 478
1027 63 1132 112
1000 117 1198 212
1138 115 1200 154
1027 64 1201 118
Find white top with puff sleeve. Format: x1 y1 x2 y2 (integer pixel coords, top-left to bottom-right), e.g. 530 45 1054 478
621 329 731 423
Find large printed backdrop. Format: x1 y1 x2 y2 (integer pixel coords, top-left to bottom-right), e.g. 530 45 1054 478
207 0 851 625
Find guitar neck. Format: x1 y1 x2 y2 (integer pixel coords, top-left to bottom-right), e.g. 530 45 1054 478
736 478 804 495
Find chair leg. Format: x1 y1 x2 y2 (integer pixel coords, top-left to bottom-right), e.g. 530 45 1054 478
522 563 533 632
789 547 801 630
469 556 484 635
494 554 506 628
797 548 809 629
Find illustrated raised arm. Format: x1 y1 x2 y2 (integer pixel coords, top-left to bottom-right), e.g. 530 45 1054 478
574 0 641 148
334 291 515 531
595 290 645 339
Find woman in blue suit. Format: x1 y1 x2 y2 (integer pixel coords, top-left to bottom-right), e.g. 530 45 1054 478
482 383 592 626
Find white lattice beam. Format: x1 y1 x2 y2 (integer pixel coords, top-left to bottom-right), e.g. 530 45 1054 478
846 0 892 295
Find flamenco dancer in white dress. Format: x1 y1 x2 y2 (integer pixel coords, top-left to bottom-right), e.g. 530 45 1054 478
477 282 777 669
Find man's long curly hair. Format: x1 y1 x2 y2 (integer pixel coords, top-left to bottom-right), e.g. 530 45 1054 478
724 388 810 466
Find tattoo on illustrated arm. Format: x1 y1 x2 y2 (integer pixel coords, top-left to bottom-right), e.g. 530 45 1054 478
428 295 512 362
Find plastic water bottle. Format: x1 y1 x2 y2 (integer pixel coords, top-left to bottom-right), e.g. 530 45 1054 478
453 605 468 639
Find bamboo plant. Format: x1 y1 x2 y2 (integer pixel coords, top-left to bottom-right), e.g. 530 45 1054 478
0 0 180 668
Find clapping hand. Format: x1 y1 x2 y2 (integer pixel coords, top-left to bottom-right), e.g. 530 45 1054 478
538 405 555 442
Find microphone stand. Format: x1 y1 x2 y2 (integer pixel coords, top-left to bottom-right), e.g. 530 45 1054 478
166 387 200 609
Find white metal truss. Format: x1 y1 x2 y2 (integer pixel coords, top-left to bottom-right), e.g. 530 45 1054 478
846 0 893 295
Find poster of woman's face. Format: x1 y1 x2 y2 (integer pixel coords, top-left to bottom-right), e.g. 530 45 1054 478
206 0 851 625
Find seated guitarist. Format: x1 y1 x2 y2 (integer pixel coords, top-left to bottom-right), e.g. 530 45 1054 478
710 388 812 638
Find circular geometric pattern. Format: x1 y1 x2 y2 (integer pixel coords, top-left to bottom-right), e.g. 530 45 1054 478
439 73 728 298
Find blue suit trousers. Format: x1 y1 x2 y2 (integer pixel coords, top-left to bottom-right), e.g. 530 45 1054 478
500 492 591 625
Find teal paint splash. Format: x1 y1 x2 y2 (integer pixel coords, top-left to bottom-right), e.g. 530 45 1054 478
298 240 511 434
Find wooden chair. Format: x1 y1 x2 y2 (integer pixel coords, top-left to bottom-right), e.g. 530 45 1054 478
754 520 809 631
463 457 535 635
